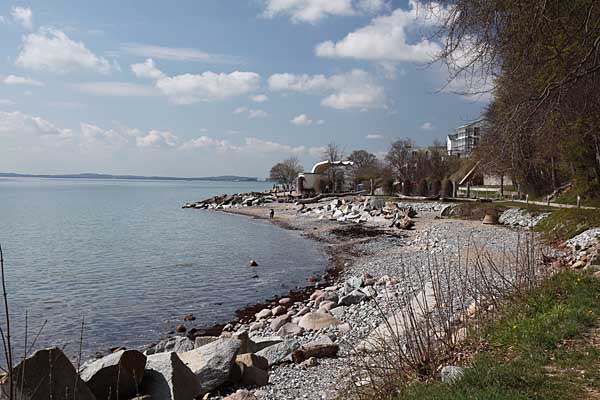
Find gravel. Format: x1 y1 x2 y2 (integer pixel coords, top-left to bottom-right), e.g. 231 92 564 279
217 201 535 400
499 208 550 228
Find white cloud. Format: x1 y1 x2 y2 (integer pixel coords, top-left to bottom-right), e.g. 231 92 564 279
0 99 14 105
315 1 441 65
261 0 386 23
16 28 111 74
316 119 325 125
131 58 260 104
366 133 383 139
250 94 268 102
11 6 33 30
179 136 231 151
0 110 71 137
135 129 179 148
80 123 127 146
130 58 165 80
291 114 313 126
121 43 239 63
233 107 268 118
241 137 305 154
308 146 326 157
74 82 158 97
249 109 268 118
420 122 434 130
268 69 385 109
3 75 44 87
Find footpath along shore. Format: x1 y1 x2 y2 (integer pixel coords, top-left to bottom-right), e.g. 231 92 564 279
191 195 544 400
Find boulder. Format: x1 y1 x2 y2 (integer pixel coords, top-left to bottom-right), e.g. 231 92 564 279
270 314 291 332
140 352 202 400
278 297 292 305
2 347 95 400
441 365 465 383
178 338 242 395
318 300 336 311
235 353 269 371
330 306 346 319
271 305 287 316
291 343 339 363
299 312 343 330
194 336 219 348
276 322 303 338
255 308 272 320
224 389 258 400
255 340 300 366
233 330 251 354
146 336 195 355
249 336 284 353
338 289 368 306
80 349 147 400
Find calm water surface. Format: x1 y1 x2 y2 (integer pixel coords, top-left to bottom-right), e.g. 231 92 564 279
0 178 327 357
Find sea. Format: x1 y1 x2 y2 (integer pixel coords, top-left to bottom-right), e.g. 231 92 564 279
0 177 327 358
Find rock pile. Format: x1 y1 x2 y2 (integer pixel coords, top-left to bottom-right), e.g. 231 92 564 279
498 208 550 228
564 227 600 269
297 197 421 229
183 192 278 210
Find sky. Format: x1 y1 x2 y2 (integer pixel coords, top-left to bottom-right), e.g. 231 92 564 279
0 0 488 178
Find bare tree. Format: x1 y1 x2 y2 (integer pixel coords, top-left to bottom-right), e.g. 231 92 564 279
322 143 345 192
269 157 303 189
386 139 415 181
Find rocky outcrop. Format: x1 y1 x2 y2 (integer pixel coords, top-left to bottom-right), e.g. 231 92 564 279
80 349 146 400
178 337 242 395
3 347 95 400
140 352 202 400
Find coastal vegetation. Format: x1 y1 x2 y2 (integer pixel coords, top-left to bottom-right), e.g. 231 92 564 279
429 0 600 202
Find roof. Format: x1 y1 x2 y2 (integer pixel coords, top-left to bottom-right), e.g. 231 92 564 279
310 160 354 174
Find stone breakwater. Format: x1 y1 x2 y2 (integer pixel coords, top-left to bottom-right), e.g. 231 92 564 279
4 195 562 400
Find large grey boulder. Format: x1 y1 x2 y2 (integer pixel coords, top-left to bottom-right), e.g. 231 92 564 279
270 314 291 332
80 349 146 400
248 336 283 353
298 312 343 330
2 347 95 400
140 352 202 400
146 336 195 355
255 340 300 366
338 289 367 306
178 338 241 395
276 322 303 338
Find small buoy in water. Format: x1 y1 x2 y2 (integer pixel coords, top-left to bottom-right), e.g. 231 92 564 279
482 214 499 224
248 259 258 267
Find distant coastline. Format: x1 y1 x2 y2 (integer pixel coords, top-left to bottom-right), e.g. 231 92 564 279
0 172 259 182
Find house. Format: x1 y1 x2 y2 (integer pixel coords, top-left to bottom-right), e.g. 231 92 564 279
447 118 488 157
297 160 353 195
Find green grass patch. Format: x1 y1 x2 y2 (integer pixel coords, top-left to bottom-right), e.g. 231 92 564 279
395 271 600 400
494 201 554 213
535 208 600 241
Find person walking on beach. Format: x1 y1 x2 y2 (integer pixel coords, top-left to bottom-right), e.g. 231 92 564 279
269 209 275 219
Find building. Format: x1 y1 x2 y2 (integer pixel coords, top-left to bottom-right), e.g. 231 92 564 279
447 118 488 157
297 160 353 195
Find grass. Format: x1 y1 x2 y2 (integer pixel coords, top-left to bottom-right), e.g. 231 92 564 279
535 208 600 241
394 270 600 400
